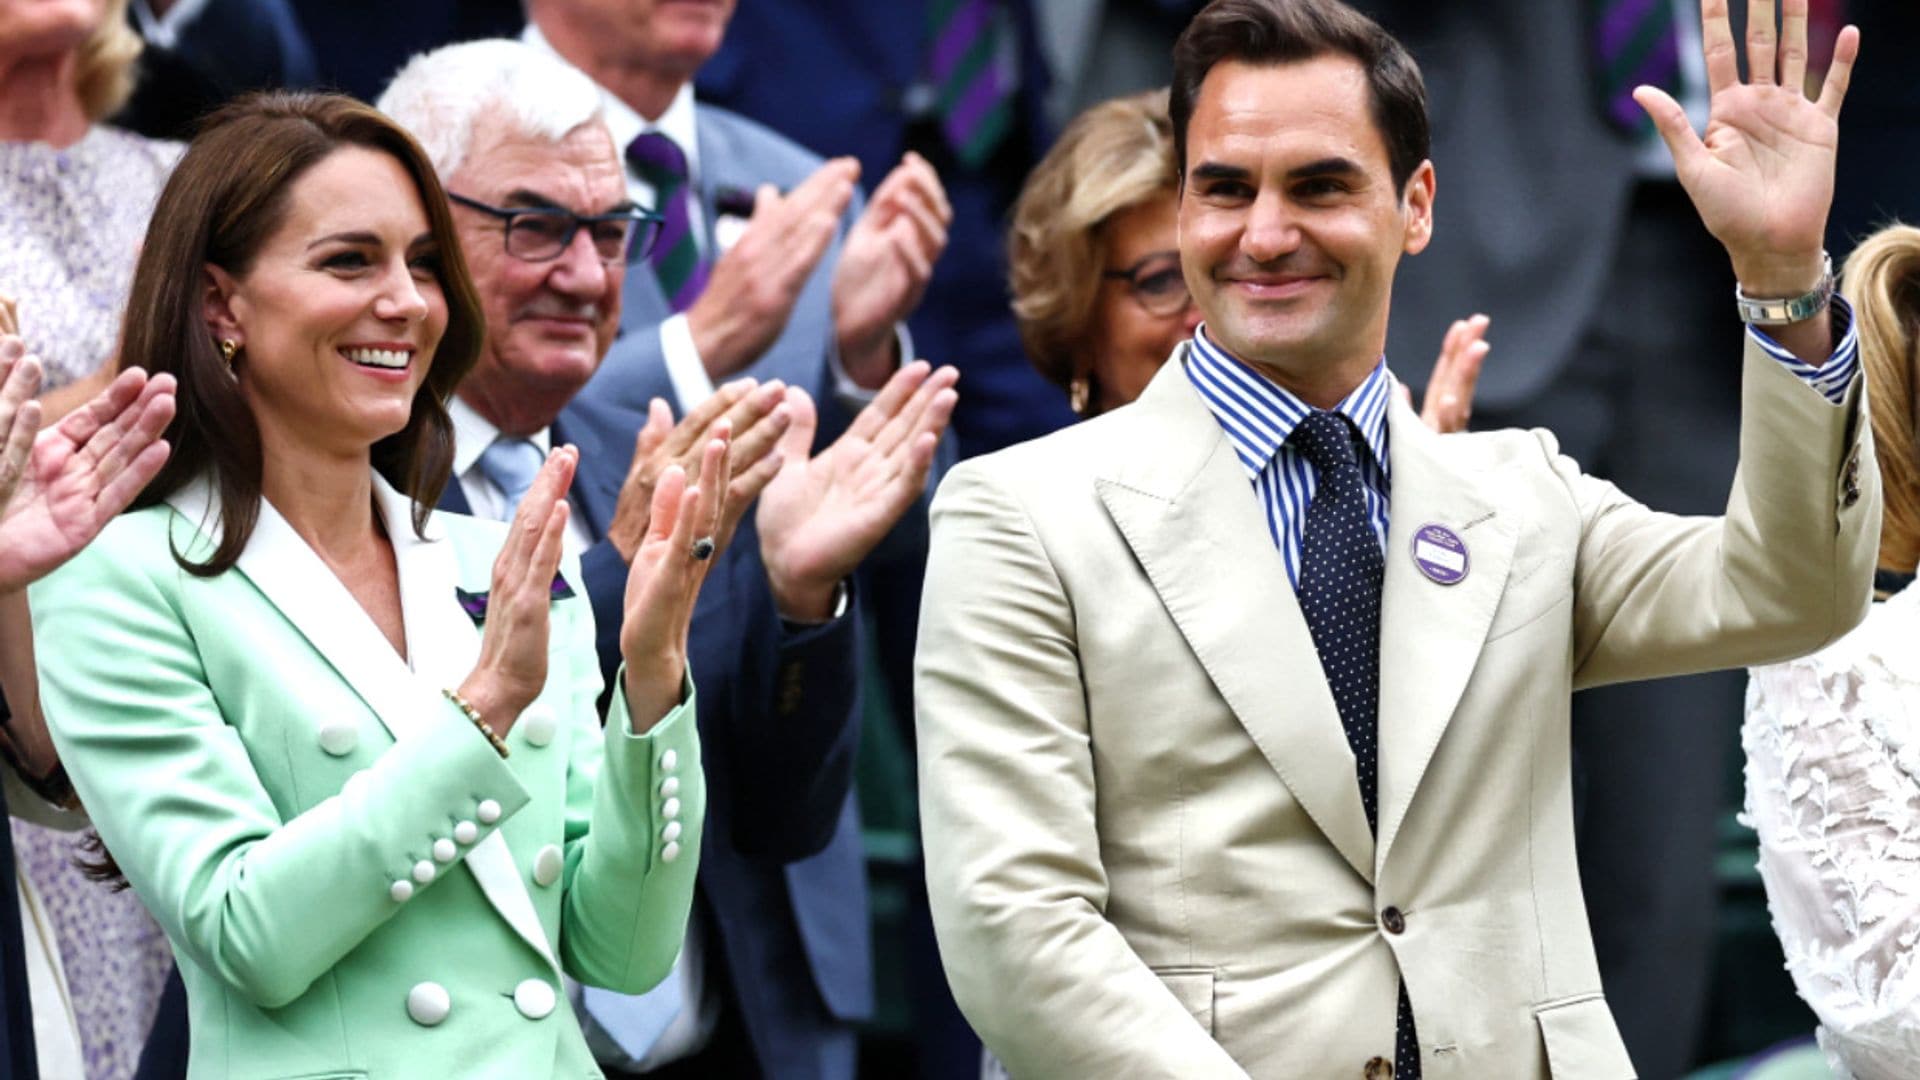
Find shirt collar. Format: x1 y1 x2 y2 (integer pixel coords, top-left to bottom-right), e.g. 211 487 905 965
1184 323 1394 482
448 394 552 478
522 22 701 181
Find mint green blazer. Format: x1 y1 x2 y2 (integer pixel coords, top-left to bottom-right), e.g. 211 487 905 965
30 473 704 1079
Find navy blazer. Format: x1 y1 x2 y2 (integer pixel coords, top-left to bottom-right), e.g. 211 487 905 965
695 1 1072 457
437 390 874 1071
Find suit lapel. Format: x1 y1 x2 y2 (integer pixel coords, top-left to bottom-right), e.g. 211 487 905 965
1373 399 1515 870
380 481 562 974
167 476 561 973
1096 354 1375 883
551 409 624 543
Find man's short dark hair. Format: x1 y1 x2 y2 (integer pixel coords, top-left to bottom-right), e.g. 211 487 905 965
1170 0 1430 193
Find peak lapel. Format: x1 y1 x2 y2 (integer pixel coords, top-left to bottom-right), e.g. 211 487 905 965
1374 401 1515 870
1096 356 1375 882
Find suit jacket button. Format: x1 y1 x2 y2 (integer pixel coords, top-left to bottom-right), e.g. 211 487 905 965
533 844 563 887
317 720 357 756
513 978 556 1020
659 749 678 773
1381 907 1406 935
477 799 503 825
1364 1055 1393 1079
521 704 557 748
407 981 451 1026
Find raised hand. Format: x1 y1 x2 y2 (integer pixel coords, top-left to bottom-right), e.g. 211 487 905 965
0 337 176 593
606 377 791 561
620 432 730 730
458 447 577 733
832 152 953 388
687 158 860 381
1635 0 1858 298
1397 314 1488 435
756 361 959 621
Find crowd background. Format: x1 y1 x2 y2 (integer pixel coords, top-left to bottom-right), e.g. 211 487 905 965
0 0 1917 1078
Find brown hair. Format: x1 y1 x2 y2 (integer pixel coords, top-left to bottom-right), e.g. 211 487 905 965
1169 0 1429 191
1008 89 1177 401
74 0 142 123
119 91 484 576
1840 225 1920 576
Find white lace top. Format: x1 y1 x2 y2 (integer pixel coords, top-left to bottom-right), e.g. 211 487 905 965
0 126 178 390
1745 581 1920 1080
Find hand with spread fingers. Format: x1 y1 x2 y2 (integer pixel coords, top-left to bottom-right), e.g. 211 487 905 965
832 151 954 389
620 431 731 729
458 446 578 734
756 360 959 622
606 376 792 563
1635 0 1858 326
1397 314 1489 435
0 335 177 593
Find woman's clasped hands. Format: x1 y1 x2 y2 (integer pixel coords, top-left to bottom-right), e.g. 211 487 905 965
459 430 731 736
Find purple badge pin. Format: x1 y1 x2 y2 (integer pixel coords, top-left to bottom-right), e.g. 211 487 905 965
1411 523 1469 585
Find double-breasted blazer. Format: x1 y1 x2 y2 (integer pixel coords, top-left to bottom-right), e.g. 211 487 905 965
30 472 703 1079
914 338 1878 1078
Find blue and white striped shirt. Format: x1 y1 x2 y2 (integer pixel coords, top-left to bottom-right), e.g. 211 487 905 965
1184 303 1861 591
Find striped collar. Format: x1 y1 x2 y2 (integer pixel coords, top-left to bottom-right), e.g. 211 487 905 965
1184 324 1394 482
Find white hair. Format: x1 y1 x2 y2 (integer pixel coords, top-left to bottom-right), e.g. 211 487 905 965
377 39 607 180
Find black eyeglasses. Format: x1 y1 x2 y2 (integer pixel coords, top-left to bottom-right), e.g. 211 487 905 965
449 193 665 265
1101 252 1192 317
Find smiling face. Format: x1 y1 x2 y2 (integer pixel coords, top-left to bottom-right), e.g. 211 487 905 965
445 119 627 434
204 144 448 461
1179 55 1432 405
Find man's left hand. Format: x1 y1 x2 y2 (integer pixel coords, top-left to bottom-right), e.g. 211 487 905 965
831 153 953 390
756 360 959 622
1637 0 1858 297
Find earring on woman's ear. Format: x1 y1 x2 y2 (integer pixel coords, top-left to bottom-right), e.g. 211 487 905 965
1069 375 1091 416
219 339 238 368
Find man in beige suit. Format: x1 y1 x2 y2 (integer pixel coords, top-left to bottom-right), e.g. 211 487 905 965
914 0 1875 1076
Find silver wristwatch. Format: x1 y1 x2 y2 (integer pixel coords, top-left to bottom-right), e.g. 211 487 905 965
1735 252 1835 325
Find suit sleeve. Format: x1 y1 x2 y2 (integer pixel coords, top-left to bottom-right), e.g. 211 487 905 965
30 534 533 1009
914 463 1251 1079
554 553 706 993
1566 335 1879 689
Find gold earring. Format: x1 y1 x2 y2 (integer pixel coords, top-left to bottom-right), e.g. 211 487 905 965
219 339 238 368
1069 375 1091 416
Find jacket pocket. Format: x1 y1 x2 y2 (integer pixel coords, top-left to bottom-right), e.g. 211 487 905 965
1151 966 1216 1036
1534 994 1636 1079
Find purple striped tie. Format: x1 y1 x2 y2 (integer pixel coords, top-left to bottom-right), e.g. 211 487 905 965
1592 0 1683 134
925 0 1019 169
626 132 711 313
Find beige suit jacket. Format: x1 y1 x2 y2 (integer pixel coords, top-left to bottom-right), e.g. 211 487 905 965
914 339 1878 1079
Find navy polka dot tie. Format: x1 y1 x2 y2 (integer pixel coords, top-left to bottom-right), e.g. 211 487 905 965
1288 411 1421 1079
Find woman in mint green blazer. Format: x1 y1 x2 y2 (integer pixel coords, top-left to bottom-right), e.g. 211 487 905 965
28 92 727 1079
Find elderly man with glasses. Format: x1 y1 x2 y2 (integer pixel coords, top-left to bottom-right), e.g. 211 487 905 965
378 40 958 1078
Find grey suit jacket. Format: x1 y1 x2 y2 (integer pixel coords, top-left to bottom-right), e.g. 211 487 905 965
914 338 1875 1078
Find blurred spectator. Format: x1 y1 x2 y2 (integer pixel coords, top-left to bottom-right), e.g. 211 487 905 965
1744 224 1920 1080
287 0 520 102
1354 2 1758 1072
0 2 181 1075
112 0 316 142
697 0 1062 459
1031 0 1204 126
1829 2 1920 257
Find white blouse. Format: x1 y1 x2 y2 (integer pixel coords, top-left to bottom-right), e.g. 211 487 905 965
1745 581 1920 1080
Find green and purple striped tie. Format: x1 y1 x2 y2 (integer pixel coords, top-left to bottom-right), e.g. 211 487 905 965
1592 0 1683 135
626 132 712 313
925 0 1019 170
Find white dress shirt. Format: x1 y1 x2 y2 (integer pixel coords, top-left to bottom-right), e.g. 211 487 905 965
1745 579 1920 1080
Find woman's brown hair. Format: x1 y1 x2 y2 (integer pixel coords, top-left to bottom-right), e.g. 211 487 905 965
119 91 485 576
1841 224 1920 576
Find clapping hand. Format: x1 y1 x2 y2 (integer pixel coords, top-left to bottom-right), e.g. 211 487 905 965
832 152 953 388
1636 0 1857 305
620 431 730 731
1396 314 1489 434
606 377 790 564
459 447 577 734
756 361 959 622
0 335 176 593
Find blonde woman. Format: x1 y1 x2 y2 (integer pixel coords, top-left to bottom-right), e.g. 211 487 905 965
1744 224 1920 1079
1007 87 1485 428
